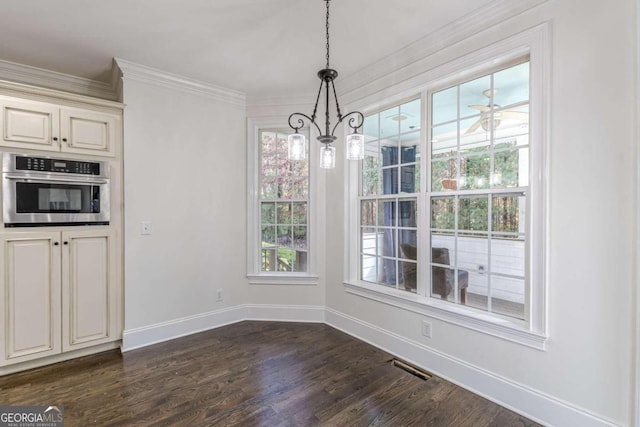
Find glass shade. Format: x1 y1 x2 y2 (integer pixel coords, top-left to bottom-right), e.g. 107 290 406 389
346 133 365 160
287 133 306 161
320 145 336 169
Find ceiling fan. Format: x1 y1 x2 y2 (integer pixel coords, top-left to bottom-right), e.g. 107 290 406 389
465 89 529 134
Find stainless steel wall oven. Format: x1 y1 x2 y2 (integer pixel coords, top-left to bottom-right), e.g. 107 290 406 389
2 152 110 227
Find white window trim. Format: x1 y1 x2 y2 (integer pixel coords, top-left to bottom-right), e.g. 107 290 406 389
247 116 320 285
343 24 550 349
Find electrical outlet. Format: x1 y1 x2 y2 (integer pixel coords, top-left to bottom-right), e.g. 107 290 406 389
141 221 152 235
216 289 223 302
421 320 432 338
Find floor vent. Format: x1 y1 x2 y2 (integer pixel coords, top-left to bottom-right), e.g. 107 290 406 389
389 358 432 381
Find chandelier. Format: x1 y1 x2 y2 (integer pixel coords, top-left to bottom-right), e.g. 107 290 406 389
287 0 365 169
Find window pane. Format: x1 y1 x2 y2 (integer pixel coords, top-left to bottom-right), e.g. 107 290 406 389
400 131 420 164
381 140 399 167
431 197 455 230
262 248 276 271
361 200 377 226
431 264 453 300
400 261 417 293
460 153 490 190
382 167 398 194
291 176 308 199
399 199 417 228
459 196 489 232
380 258 397 287
293 226 307 250
494 148 527 188
460 75 491 119
400 99 421 133
364 114 379 142
261 226 275 245
401 165 418 193
431 158 457 192
277 226 291 247
432 86 457 125
465 274 488 311
276 202 291 224
432 122 457 158
361 255 379 283
431 234 457 267
380 106 400 138
361 227 379 256
491 193 525 234
261 177 277 199
379 200 396 227
490 237 524 277
292 202 307 225
494 62 529 107
277 177 290 199
261 202 275 225
261 131 276 153
460 117 490 155
490 276 525 319
380 229 397 258
363 140 382 196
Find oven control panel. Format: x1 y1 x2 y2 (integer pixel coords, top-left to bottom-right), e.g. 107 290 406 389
15 156 101 175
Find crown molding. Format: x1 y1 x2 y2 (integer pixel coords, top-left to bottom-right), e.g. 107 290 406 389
246 92 317 108
0 59 119 101
338 0 550 96
114 58 246 107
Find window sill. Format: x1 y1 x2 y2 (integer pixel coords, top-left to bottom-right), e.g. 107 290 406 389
248 273 319 286
343 281 547 350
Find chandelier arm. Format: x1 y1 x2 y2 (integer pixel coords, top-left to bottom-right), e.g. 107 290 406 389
324 79 331 136
288 112 322 136
330 79 343 122
310 78 324 123
331 111 365 137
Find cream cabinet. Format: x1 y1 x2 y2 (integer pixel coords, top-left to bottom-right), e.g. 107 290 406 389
0 229 119 367
0 97 118 157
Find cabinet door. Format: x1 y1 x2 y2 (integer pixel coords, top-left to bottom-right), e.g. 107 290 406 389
0 98 60 152
60 108 116 157
62 229 118 351
0 232 61 366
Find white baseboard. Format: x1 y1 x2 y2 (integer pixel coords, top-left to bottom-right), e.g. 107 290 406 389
121 304 324 352
121 304 617 426
122 305 245 351
245 304 325 323
324 307 618 427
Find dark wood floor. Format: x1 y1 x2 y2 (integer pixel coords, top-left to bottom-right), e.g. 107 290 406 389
0 321 540 426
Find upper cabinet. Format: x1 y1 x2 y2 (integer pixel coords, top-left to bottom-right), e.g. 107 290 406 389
0 97 120 157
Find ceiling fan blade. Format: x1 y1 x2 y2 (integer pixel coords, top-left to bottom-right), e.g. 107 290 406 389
501 111 529 121
469 104 491 112
465 119 483 134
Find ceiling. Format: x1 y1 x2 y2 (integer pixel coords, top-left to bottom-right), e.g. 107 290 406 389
0 0 495 99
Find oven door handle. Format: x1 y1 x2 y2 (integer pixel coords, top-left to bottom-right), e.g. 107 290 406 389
3 175 109 185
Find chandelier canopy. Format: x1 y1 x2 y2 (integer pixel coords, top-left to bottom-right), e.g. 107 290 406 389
287 0 365 169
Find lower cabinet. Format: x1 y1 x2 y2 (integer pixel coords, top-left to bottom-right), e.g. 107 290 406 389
0 229 119 367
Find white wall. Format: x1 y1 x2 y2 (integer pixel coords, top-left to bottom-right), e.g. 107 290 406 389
121 72 248 331
324 0 636 426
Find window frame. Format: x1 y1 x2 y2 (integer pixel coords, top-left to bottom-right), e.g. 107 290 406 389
344 25 549 349
247 117 319 285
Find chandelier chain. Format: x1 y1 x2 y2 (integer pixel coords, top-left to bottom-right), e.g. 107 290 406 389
325 0 330 68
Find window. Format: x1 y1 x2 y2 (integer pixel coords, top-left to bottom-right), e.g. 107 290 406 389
429 61 530 319
350 55 546 342
258 129 309 273
248 117 318 285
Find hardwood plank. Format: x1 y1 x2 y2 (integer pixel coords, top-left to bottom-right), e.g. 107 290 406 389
0 321 541 426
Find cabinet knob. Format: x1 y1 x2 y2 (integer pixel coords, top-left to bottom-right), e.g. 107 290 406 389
63 241 68 245
54 242 59 246
62 138 67 142
52 137 58 141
